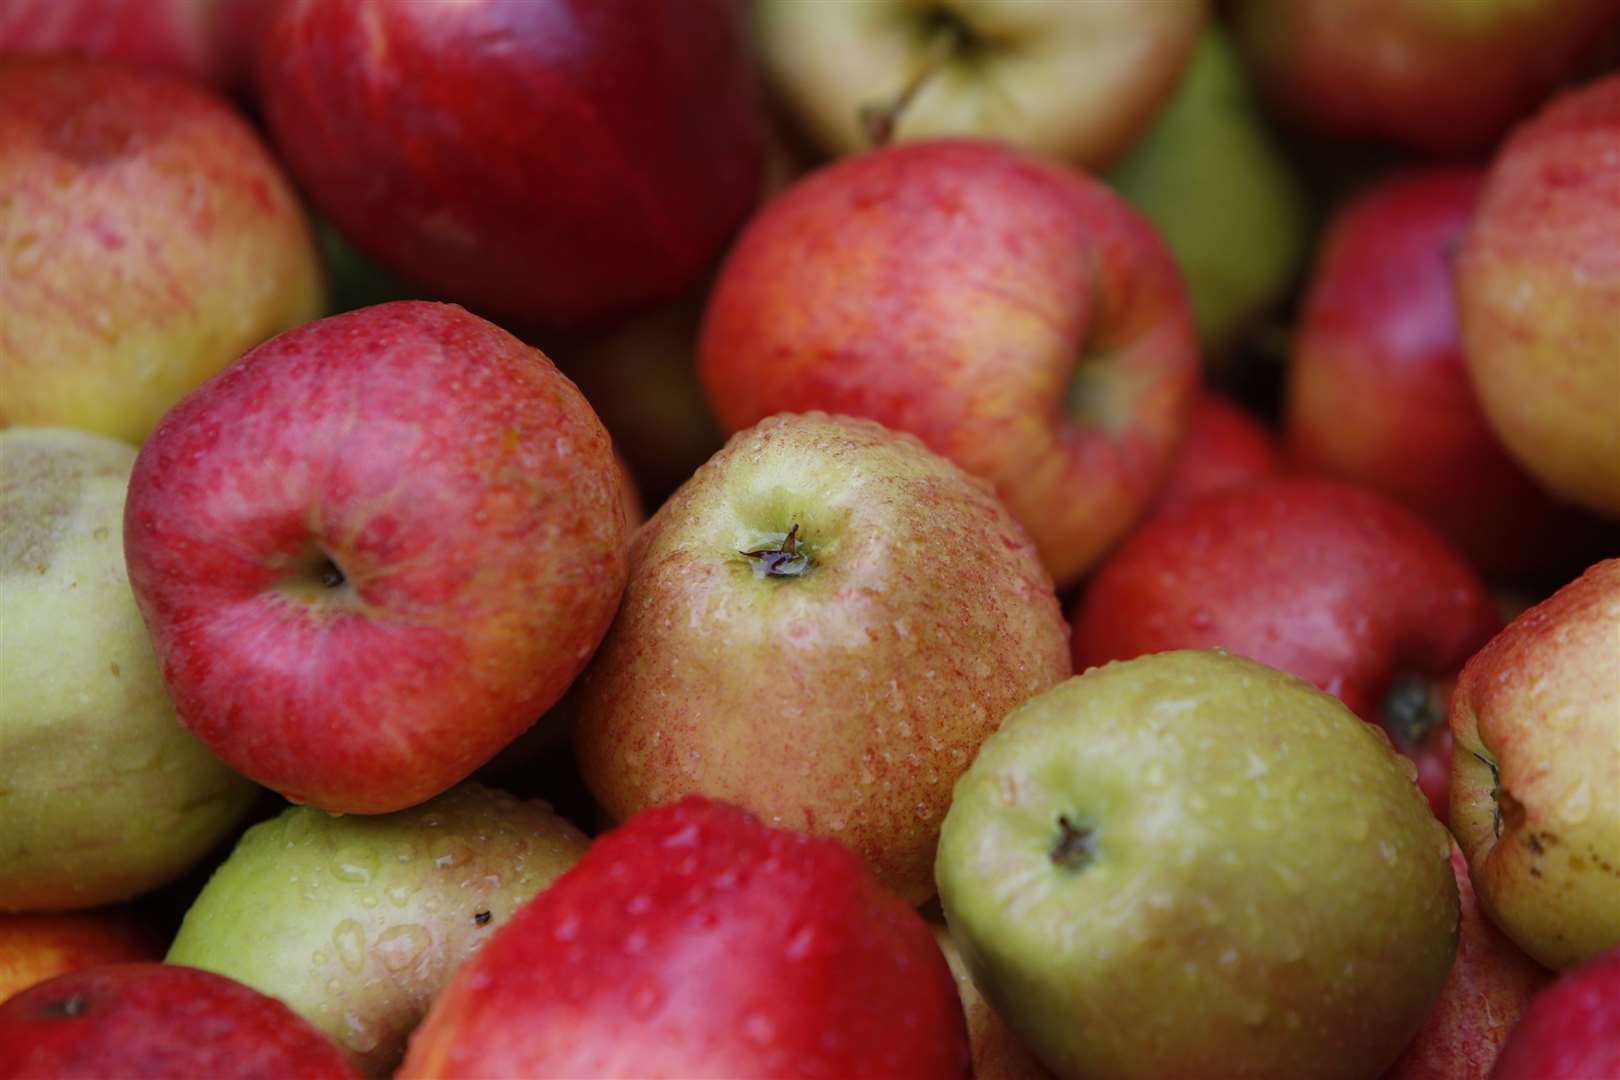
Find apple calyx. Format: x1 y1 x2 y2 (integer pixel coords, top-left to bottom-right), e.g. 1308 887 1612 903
1051 814 1097 871
857 7 981 148
740 522 812 579
1382 673 1444 752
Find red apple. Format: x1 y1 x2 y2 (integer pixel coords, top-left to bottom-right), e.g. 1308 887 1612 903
1070 477 1502 819
1232 0 1620 154
1383 845 1550 1080
1456 73 1620 518
122 300 631 814
1488 946 1620 1080
1149 391 1281 515
0 963 361 1079
257 0 763 331
0 913 159 1004
1287 167 1609 580
699 139 1200 586
399 796 969 1078
0 56 325 444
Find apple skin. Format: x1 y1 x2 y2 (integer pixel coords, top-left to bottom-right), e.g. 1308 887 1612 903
1070 478 1501 821
699 139 1200 587
0 963 361 1079
1488 945 1620 1080
574 412 1071 904
1232 0 1620 155
1288 167 1609 580
1449 559 1620 972
936 650 1459 1080
1456 73 1620 518
1148 392 1281 515
1104 27 1310 362
122 300 631 815
258 0 763 332
0 57 325 444
0 427 259 914
166 783 590 1076
933 925 1052 1080
0 912 159 1004
1382 845 1550 1080
399 796 970 1079
753 0 1205 168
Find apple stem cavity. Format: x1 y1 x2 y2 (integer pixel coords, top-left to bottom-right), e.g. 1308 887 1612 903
740 523 812 579
857 8 978 148
1051 814 1097 871
1382 673 1443 751
315 554 346 590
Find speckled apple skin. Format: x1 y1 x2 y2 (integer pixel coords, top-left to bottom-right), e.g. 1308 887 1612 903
1449 559 1620 972
0 58 325 444
1071 477 1501 820
166 783 589 1076
698 140 1199 587
122 301 631 814
258 0 762 331
937 650 1460 1080
1381 845 1550 1080
0 912 160 1004
0 963 362 1079
1488 945 1620 1080
1456 74 1620 517
575 412 1072 904
400 797 970 1079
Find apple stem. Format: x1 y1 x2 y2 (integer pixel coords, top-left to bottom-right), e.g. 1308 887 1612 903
1051 814 1096 871
1471 750 1504 836
316 554 346 590
858 18 967 149
740 523 811 578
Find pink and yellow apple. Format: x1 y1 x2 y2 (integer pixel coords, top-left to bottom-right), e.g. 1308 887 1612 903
0 912 159 1004
122 301 632 815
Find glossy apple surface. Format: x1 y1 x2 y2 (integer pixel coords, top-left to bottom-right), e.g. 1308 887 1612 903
1456 73 1620 518
699 139 1200 586
1071 478 1501 821
575 412 1070 904
937 650 1459 1080
1233 0 1620 154
1148 392 1281 515
123 301 631 814
0 963 361 1079
1288 167 1607 579
754 0 1205 168
0 57 325 443
1450 559 1620 971
1488 946 1620 1080
258 0 763 331
399 797 970 1079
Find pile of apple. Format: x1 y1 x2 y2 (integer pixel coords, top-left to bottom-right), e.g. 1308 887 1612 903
1 2 1617 1078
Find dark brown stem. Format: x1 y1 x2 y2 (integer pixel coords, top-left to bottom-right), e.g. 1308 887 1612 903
858 17 967 149
1051 814 1096 871
740 523 811 578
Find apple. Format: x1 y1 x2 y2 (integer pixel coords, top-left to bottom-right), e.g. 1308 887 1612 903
1488 945 1620 1080
1147 391 1282 515
1104 27 1310 362
574 412 1071 904
0 57 325 445
122 300 632 815
1288 166 1610 580
1450 558 1620 972
0 427 258 914
753 0 1206 168
0 963 361 1079
934 924 1051 1080
1070 477 1501 821
1232 0 1620 154
1382 845 1550 1080
166 783 589 1075
399 796 970 1078
257 0 763 332
0 912 159 1004
1455 73 1620 518
937 649 1459 1080
698 139 1201 587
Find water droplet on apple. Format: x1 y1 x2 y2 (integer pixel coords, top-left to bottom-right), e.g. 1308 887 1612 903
553 913 580 942
623 929 649 955
325 978 341 995
341 1011 379 1054
784 925 816 961
332 919 366 973
628 977 664 1018
744 1012 777 1046
1190 608 1214 631
331 845 379 885
375 924 431 973
385 883 415 908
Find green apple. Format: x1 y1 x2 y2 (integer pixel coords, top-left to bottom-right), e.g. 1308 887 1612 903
937 649 1458 1080
166 783 590 1076
0 427 257 913
1104 27 1309 362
